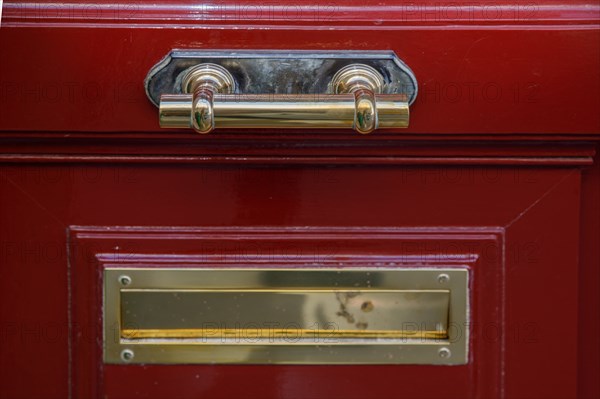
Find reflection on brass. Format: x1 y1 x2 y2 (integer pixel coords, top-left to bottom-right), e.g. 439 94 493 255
104 268 468 365
119 289 449 340
330 64 385 95
158 62 409 134
122 329 448 340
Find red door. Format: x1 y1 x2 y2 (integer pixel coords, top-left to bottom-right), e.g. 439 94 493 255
1 1 599 398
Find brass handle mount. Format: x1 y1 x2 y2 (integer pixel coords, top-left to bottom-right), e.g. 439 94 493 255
159 63 409 134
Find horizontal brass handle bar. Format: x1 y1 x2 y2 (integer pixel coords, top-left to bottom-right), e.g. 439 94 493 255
159 93 409 134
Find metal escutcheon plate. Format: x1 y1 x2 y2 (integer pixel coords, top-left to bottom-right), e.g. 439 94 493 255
145 50 418 107
104 267 467 365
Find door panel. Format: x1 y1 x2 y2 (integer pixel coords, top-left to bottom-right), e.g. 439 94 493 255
0 161 583 398
1 1 598 398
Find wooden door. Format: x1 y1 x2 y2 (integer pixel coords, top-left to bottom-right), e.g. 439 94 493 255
1 1 599 398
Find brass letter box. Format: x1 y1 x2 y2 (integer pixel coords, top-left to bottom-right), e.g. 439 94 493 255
104 268 468 364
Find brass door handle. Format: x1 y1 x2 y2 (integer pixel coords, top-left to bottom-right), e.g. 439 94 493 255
158 63 409 134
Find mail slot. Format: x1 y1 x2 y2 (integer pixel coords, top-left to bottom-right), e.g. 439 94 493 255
104 268 468 365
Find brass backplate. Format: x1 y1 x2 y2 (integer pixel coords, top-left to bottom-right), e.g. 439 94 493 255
145 50 418 106
104 268 468 365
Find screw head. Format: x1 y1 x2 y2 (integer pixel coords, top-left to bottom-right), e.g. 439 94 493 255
121 349 134 362
118 275 132 286
438 347 451 359
437 274 450 284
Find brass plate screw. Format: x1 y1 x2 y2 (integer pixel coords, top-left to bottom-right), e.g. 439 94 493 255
438 347 451 359
119 275 132 286
121 349 134 362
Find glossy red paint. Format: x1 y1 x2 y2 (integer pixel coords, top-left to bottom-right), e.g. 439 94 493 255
0 1 599 399
1 2 599 135
1 145 597 398
70 227 504 398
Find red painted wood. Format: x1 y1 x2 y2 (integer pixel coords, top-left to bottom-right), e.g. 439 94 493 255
0 1 599 398
503 171 581 398
69 228 503 398
1 2 599 135
0 159 593 398
4 0 599 27
577 149 600 399
0 139 596 161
